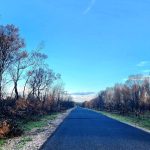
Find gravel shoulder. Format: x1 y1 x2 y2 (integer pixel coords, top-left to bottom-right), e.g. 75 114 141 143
1 109 73 150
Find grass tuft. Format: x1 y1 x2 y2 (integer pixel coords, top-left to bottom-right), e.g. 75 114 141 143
0 139 6 146
22 113 58 131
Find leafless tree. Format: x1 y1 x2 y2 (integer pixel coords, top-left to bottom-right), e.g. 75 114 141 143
83 75 150 115
9 51 29 99
0 24 25 99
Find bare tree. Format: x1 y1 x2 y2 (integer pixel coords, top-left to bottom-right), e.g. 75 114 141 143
84 74 150 115
28 68 57 99
22 50 48 98
22 71 33 98
9 51 29 99
52 82 64 110
0 24 25 99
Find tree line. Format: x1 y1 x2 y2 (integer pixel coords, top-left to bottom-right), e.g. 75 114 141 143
0 24 74 127
82 75 150 115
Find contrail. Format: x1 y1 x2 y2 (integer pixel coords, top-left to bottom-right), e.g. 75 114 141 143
83 0 96 15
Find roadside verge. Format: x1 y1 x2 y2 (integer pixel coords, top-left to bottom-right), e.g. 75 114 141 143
1 109 73 150
84 108 150 134
99 111 150 134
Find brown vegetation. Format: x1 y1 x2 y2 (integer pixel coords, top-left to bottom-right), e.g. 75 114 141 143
0 24 74 138
83 75 150 116
0 120 22 138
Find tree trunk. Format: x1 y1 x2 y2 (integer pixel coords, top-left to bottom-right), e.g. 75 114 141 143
14 82 19 100
0 83 2 100
32 87 35 97
0 73 2 100
11 87 14 99
23 77 29 98
37 88 40 100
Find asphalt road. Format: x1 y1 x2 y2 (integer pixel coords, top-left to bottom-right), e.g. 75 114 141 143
41 107 150 150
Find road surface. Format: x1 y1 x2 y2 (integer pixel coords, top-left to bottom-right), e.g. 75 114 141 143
41 107 150 150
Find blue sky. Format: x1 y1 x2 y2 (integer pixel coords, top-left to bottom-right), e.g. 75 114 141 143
1 0 150 94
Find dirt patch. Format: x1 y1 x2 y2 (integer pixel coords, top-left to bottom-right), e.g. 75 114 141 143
1 109 73 150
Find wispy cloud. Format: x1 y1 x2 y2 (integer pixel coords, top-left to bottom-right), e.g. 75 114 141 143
83 0 96 15
128 75 150 81
142 69 150 73
71 93 96 102
70 91 96 102
137 61 150 67
122 74 150 83
70 92 95 96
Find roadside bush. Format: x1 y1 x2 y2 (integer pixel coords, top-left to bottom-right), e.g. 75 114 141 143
0 120 23 138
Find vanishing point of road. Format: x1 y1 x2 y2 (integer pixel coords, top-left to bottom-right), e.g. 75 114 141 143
41 107 150 150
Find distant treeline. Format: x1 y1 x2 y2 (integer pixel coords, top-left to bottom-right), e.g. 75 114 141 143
82 75 150 115
0 24 74 138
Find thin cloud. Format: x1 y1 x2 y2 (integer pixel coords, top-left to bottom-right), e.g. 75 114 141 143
137 61 150 67
70 92 95 96
142 70 150 73
72 94 96 102
128 75 150 81
83 0 96 15
122 74 150 83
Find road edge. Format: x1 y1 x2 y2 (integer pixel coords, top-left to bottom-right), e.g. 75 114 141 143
39 107 75 150
84 107 150 134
